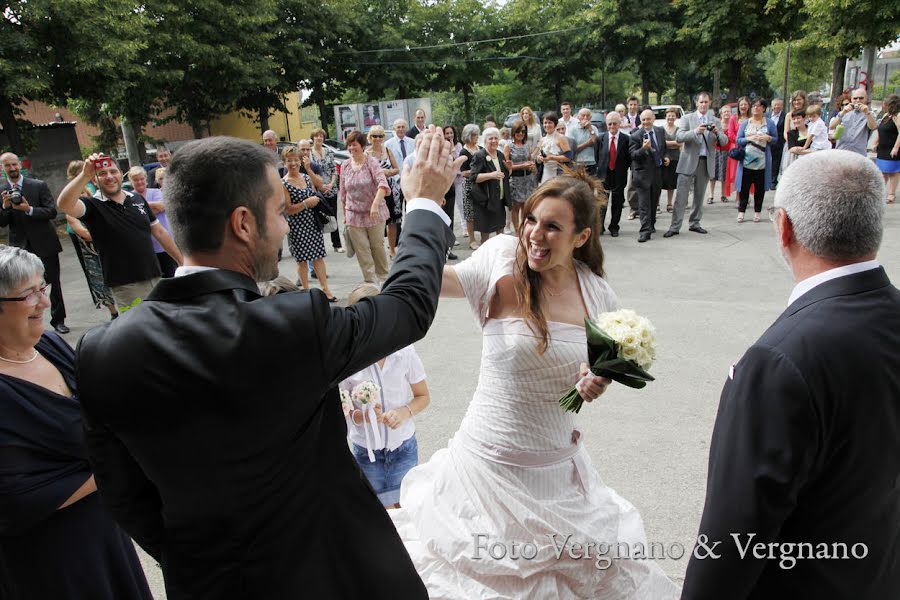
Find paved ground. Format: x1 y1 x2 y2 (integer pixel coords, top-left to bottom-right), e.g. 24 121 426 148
15 192 898 597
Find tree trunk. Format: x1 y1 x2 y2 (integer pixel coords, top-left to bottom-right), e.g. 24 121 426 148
120 119 141 169
190 119 205 139
397 86 409 100
259 100 270 133
315 92 331 137
0 97 27 156
830 56 848 106
728 59 742 101
462 82 472 123
641 72 650 106
553 78 563 111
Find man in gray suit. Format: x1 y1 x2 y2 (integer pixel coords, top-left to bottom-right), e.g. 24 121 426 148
665 92 728 237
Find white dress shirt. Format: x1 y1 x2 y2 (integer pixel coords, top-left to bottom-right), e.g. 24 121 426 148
788 260 881 306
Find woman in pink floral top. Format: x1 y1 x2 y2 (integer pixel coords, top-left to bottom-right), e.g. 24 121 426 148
339 130 392 283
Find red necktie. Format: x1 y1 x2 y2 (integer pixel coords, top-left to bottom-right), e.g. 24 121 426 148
609 136 617 171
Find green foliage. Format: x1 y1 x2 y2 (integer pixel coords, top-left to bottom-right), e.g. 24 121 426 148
761 42 832 98
802 0 900 57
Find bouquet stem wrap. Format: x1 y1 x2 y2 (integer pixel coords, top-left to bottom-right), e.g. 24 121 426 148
350 382 383 462
559 312 657 413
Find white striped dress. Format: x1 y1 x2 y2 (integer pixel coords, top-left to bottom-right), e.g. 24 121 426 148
391 234 679 599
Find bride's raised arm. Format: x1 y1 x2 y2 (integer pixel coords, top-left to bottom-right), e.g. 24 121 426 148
441 265 465 298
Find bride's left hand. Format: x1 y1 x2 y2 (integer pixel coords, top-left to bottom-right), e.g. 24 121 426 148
576 362 612 402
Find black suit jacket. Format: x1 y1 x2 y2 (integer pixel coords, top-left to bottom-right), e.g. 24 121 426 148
595 131 631 188
468 149 510 208
628 126 665 188
407 126 422 139
768 111 786 151
682 267 900 599
0 177 62 256
77 208 453 599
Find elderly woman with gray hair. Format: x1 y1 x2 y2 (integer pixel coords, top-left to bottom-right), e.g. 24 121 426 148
468 127 510 244
459 124 481 249
0 246 152 599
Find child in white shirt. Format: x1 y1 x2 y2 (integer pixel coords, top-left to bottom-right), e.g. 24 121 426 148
340 283 431 508
802 105 831 152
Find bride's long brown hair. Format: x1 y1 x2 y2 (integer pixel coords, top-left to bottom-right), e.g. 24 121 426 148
514 170 607 354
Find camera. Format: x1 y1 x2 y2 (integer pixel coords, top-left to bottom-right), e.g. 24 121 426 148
9 187 23 205
92 154 116 171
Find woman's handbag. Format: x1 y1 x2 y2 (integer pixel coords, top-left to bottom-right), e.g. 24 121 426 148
728 146 745 161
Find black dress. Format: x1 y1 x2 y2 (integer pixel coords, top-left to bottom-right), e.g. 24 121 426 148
0 333 152 600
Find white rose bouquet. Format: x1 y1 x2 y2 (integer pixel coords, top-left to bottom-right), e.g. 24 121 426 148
559 310 657 413
350 381 383 462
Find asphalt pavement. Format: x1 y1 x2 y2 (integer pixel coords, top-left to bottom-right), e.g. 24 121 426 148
16 191 898 598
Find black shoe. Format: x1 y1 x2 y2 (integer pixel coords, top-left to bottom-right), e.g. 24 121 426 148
599 230 605 236
325 295 339 303
689 226 708 234
610 230 619 237
53 323 70 334
310 270 317 279
651 227 656 234
447 252 458 260
638 233 651 243
663 230 678 238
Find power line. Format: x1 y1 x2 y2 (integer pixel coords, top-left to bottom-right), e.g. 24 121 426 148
354 55 547 66
334 25 590 56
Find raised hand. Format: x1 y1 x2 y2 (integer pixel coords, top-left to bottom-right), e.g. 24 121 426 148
400 125 467 203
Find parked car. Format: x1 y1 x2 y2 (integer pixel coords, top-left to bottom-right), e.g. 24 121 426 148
503 111 546 129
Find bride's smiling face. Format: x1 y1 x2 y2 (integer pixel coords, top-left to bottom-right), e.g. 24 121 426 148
521 196 591 272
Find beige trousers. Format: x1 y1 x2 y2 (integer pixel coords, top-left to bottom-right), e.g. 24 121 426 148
110 277 160 311
347 224 389 283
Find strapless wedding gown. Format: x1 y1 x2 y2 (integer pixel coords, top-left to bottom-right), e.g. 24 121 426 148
391 235 679 599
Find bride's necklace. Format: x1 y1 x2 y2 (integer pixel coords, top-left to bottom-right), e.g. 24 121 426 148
0 349 39 364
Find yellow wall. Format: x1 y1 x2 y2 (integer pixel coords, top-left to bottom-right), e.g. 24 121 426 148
209 92 319 143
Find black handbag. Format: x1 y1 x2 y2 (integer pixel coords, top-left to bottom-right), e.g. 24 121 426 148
728 146 745 161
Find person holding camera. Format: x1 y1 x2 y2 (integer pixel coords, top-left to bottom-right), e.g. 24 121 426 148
56 155 183 311
0 152 69 334
830 87 877 157
665 91 729 238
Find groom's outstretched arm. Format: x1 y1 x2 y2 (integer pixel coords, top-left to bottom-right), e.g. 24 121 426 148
681 345 818 599
320 129 466 387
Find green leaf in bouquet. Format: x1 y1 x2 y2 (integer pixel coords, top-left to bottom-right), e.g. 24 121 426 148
585 317 617 365
591 358 655 382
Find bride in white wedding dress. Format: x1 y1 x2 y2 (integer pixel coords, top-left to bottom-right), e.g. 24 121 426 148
391 176 679 599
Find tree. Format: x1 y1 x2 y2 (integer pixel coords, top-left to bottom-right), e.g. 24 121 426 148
416 0 501 122
0 0 147 155
760 41 832 99
677 0 803 100
594 0 683 105
802 0 900 106
504 0 602 109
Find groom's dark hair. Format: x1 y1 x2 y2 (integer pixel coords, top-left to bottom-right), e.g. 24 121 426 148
165 137 277 254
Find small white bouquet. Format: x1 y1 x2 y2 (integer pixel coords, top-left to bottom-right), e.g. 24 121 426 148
349 381 383 462
559 309 657 413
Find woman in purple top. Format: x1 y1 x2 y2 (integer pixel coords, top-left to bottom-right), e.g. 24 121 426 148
339 130 391 284
128 166 176 277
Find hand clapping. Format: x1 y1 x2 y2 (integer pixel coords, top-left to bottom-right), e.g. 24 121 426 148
400 125 467 204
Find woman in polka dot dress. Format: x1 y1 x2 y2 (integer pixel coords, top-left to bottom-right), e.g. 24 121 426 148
282 146 337 301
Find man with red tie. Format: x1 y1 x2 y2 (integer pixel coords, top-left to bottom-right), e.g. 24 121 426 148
596 112 632 237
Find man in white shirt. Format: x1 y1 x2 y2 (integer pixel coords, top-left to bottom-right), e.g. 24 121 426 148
684 149 899 600
559 101 578 134
622 96 641 218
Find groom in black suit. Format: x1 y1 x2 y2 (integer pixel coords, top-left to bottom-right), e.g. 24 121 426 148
682 150 900 599
78 132 462 599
